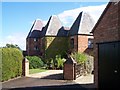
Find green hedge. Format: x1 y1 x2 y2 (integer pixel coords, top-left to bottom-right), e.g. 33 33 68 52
2 48 23 81
26 56 44 69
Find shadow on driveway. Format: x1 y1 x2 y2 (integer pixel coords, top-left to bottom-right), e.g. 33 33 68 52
3 84 96 90
41 73 63 80
2 71 95 90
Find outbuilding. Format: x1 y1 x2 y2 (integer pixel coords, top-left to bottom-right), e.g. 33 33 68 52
91 2 120 88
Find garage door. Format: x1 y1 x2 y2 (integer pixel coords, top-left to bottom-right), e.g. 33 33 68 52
98 41 120 88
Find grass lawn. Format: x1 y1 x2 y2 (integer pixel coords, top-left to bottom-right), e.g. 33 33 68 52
29 68 47 74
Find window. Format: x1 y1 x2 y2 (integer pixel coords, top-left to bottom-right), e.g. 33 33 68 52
34 38 38 42
70 38 74 48
88 38 93 49
34 46 39 51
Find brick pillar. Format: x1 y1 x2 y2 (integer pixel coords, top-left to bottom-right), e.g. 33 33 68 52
22 58 29 76
63 56 76 80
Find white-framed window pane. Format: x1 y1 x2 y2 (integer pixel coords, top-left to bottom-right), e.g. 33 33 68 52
34 38 38 42
88 39 93 48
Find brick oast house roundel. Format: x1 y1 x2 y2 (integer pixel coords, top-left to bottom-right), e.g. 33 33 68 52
25 11 94 59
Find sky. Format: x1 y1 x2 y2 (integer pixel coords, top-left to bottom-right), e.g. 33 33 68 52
1 2 108 50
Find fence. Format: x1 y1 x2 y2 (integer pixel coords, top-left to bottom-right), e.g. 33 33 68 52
63 56 85 80
75 64 85 78
64 55 94 80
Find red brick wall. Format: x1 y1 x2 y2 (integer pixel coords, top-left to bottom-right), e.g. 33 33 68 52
93 2 120 88
94 3 119 43
78 35 88 53
64 64 75 80
69 35 93 55
26 38 43 56
118 2 120 39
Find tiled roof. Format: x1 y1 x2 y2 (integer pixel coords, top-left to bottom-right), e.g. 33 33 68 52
69 12 82 36
78 12 95 35
28 30 42 38
57 26 69 37
69 12 95 36
27 11 95 38
64 27 70 30
45 15 62 36
32 19 43 31
27 19 43 38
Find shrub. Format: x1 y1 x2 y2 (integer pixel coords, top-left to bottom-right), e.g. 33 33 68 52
45 58 54 69
71 52 94 75
55 55 65 69
71 52 87 64
45 55 65 70
26 56 44 69
2 48 23 81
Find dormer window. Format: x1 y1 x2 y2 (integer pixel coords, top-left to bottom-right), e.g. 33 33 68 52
34 38 38 42
88 38 93 49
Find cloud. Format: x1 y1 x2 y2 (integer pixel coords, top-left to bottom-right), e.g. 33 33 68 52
0 32 27 50
58 4 107 27
30 18 48 27
43 20 48 26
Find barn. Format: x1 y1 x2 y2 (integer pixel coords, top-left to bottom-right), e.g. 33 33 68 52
91 2 120 88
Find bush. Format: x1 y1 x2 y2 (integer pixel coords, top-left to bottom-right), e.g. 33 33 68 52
71 52 94 75
26 56 44 69
55 55 65 69
45 58 54 69
71 52 87 64
45 55 65 70
2 48 23 81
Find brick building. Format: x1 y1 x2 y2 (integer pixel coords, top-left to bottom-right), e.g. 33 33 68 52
91 2 120 88
26 11 94 59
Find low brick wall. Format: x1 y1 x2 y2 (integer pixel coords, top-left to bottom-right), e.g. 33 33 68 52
63 57 76 80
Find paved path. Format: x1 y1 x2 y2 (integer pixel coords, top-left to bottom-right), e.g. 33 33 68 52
28 70 63 79
2 70 95 90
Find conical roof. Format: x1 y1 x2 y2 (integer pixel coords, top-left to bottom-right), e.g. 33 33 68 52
27 19 43 38
69 11 95 36
32 19 43 31
45 15 62 36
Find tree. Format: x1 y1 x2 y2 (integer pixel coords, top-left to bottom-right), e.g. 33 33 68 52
4 44 21 50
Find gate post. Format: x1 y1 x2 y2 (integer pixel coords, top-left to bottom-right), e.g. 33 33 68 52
22 58 29 76
74 62 76 80
63 56 76 80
